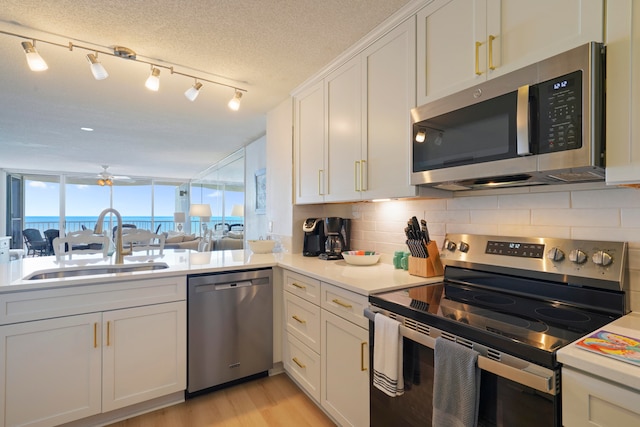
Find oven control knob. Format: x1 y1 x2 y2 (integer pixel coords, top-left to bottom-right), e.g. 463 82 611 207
569 249 587 264
444 239 457 252
546 247 565 262
592 250 613 267
459 242 469 253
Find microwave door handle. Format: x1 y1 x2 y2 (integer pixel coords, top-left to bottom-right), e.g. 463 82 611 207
516 85 532 155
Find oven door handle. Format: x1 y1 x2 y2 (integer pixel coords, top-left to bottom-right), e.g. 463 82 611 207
367 308 556 395
399 324 554 394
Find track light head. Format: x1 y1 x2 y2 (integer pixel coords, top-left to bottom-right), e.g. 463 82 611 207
86 53 109 80
21 41 48 71
145 67 160 91
228 90 242 111
184 81 203 101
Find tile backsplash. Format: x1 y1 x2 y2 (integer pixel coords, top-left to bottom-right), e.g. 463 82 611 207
348 186 640 312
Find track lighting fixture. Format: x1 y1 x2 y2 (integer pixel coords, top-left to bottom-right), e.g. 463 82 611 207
184 81 203 101
86 53 109 80
145 67 160 91
21 41 48 71
228 90 242 111
4 29 247 108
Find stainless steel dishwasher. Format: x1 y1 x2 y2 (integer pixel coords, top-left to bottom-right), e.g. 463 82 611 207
187 268 273 395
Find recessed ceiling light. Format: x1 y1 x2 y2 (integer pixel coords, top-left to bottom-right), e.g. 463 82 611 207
80 127 94 132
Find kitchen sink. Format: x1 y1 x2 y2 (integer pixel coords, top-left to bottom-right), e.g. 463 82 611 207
24 262 170 280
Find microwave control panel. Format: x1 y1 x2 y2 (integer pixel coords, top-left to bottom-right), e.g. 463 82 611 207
536 70 582 154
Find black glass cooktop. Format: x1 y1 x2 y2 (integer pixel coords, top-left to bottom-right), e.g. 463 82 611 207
369 267 625 368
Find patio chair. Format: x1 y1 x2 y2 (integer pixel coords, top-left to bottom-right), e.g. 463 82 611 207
23 228 48 256
112 224 137 241
43 229 60 255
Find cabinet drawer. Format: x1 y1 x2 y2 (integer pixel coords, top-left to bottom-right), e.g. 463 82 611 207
321 282 368 329
283 270 320 304
283 332 320 403
284 291 321 353
0 276 187 325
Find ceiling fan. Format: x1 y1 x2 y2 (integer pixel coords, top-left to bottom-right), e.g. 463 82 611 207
96 165 132 186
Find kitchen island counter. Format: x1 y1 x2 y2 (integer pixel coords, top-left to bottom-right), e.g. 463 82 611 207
0 250 437 295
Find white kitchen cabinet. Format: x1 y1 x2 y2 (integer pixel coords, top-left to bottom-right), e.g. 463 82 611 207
294 80 326 204
562 366 640 426
324 56 363 203
416 0 604 105
321 309 369 427
282 270 370 426
102 302 186 412
361 16 417 200
0 313 102 427
293 16 417 204
0 277 186 427
605 0 640 185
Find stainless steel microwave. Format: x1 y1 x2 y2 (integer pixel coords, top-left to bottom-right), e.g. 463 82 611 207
411 42 605 191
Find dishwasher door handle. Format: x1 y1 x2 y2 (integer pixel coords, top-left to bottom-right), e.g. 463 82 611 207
195 281 254 293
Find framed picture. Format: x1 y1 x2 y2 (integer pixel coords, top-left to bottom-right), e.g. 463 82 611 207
255 168 266 214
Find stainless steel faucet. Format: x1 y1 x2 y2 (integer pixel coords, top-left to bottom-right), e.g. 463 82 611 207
94 208 131 264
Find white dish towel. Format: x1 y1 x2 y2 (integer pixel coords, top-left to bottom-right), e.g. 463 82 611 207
373 313 404 397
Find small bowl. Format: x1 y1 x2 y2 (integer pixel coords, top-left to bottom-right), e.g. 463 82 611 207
342 251 381 266
247 239 276 254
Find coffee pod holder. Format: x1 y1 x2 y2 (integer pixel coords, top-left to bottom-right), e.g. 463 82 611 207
407 241 444 277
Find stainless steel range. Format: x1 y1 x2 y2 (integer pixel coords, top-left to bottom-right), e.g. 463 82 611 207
367 233 628 427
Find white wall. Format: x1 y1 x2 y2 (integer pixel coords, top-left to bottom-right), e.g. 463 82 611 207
346 186 640 311
266 98 294 251
244 136 268 241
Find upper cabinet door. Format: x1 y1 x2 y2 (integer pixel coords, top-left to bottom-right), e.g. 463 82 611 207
417 0 486 105
488 0 604 79
325 57 363 203
605 0 640 185
362 16 418 200
417 0 604 105
294 81 326 204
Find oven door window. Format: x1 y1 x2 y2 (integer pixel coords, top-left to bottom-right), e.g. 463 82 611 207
370 336 558 427
412 91 518 172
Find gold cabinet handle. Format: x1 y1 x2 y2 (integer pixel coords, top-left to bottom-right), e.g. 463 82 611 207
292 315 306 324
93 322 98 348
332 298 352 309
488 35 496 70
354 161 361 191
361 342 367 371
292 357 306 369
291 282 306 290
475 41 483 75
106 321 111 346
360 159 367 191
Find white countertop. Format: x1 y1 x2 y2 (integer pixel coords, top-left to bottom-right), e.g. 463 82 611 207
557 311 640 391
0 250 438 296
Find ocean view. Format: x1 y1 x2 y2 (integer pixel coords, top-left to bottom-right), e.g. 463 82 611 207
24 216 243 234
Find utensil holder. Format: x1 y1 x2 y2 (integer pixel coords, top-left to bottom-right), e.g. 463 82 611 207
408 241 444 277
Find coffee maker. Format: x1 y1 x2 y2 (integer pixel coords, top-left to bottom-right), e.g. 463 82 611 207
303 218 326 257
319 217 350 260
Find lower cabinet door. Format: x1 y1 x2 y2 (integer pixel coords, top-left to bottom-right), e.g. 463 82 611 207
0 313 102 427
321 309 369 427
102 302 186 412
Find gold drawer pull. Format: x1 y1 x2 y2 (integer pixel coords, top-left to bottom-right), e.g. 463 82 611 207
332 298 352 309
488 34 496 70
291 282 306 290
93 323 98 348
292 357 306 369
361 342 367 371
106 321 111 346
292 315 306 324
475 41 483 75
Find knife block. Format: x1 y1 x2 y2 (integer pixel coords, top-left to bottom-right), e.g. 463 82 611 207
408 241 444 278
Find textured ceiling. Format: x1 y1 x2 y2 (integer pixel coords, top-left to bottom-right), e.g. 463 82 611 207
0 0 410 182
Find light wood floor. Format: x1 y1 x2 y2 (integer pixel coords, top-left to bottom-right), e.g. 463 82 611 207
107 374 335 427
